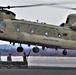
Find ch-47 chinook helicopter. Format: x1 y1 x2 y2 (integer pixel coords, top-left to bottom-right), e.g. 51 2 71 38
0 2 76 55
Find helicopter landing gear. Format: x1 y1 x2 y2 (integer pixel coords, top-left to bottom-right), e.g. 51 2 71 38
17 44 23 52
55 48 58 51
62 49 67 55
17 46 23 52
42 46 45 50
32 47 39 53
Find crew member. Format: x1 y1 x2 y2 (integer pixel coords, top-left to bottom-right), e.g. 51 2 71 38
23 50 31 68
7 53 12 61
0 52 1 61
0 52 1 68
7 53 12 68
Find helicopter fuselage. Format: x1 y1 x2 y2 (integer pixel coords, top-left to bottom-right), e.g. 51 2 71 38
0 19 76 50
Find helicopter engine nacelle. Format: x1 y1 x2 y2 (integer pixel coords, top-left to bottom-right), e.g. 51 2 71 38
71 23 76 31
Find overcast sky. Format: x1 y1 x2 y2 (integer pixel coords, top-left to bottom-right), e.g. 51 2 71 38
0 0 76 25
0 0 76 44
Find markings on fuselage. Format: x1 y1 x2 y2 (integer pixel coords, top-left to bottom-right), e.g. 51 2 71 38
43 38 59 42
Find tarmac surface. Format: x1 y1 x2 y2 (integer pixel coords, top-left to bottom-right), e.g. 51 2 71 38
0 66 76 75
0 56 76 75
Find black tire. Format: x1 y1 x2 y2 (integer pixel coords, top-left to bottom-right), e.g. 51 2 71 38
63 50 67 55
17 47 23 52
32 47 39 53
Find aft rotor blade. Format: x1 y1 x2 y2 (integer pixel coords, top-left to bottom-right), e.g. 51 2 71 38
52 6 76 10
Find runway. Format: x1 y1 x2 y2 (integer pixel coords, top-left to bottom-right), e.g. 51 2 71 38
0 67 76 75
2 56 76 67
0 56 76 75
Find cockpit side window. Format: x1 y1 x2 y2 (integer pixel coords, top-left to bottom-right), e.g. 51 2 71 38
0 20 6 33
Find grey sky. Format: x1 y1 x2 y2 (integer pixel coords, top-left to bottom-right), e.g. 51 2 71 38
0 0 76 25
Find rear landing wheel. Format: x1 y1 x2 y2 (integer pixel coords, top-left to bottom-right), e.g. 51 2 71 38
32 47 39 53
63 49 67 55
17 46 23 52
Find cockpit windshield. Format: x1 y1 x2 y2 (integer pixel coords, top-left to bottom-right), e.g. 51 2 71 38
66 17 69 24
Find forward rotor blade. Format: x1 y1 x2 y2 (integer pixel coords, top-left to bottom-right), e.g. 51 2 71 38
9 1 76 9
0 1 76 9
9 4 47 8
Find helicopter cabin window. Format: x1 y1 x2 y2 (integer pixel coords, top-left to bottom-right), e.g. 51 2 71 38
30 29 35 34
44 31 48 36
0 20 6 33
58 33 62 38
15 26 20 32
